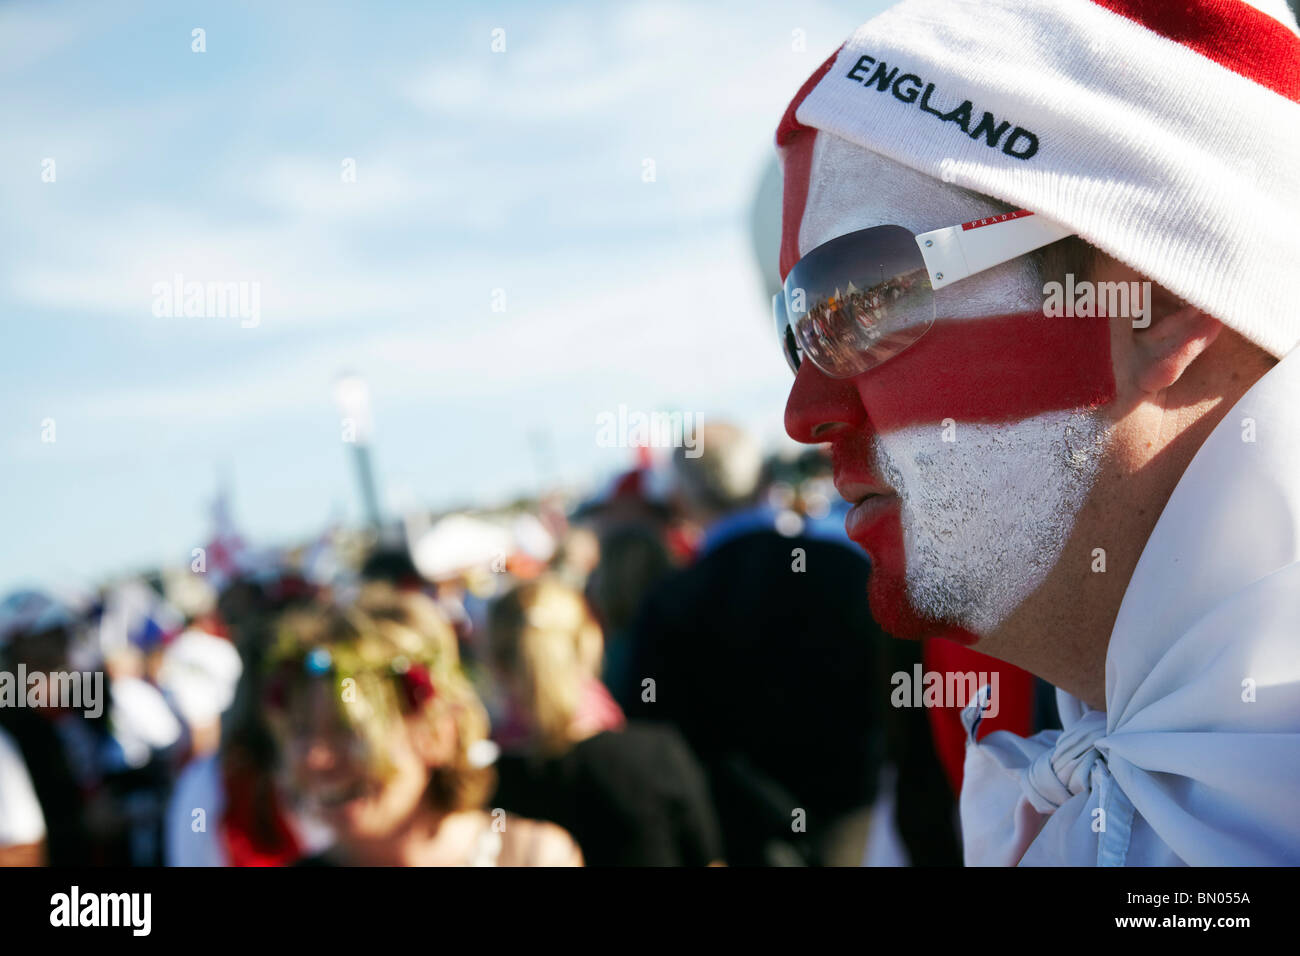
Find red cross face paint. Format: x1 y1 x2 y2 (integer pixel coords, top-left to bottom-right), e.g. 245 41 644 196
782 132 1117 641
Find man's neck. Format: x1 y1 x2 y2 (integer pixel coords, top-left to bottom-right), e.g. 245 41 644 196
984 343 1275 712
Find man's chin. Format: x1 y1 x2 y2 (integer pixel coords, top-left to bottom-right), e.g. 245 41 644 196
866 572 978 645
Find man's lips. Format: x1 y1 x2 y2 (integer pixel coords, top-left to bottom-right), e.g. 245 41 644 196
833 474 898 543
831 458 935 641
845 492 899 541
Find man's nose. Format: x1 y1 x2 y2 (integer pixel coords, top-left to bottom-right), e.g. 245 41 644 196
784 359 869 444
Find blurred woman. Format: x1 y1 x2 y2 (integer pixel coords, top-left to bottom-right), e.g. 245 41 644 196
166 576 328 867
264 598 580 866
487 577 724 866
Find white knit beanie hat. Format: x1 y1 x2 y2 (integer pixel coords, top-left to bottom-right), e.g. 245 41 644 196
777 0 1300 357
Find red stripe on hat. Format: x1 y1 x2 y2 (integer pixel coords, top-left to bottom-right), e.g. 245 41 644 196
1091 0 1300 101
776 47 842 147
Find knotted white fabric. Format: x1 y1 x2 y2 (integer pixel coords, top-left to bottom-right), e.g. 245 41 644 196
960 346 1300 866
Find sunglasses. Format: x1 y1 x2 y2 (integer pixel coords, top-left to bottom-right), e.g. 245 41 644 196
774 210 1073 379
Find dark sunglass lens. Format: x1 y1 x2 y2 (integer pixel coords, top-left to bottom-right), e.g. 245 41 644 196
784 225 934 378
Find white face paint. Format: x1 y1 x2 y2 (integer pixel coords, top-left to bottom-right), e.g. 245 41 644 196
800 134 1111 635
874 411 1107 634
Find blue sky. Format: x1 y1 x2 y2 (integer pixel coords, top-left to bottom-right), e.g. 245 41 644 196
0 0 886 593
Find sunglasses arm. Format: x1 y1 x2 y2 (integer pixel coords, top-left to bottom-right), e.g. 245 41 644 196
915 212 1074 290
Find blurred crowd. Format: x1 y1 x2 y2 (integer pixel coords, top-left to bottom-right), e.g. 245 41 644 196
0 422 970 867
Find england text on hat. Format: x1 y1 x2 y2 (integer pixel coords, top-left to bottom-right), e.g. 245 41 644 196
844 55 1039 160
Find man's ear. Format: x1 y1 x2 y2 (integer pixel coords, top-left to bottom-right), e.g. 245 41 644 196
1134 303 1223 394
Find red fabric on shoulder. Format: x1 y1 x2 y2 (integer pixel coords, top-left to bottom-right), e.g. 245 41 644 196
221 762 302 867
922 635 1036 796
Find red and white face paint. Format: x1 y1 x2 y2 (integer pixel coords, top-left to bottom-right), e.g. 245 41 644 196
784 133 1116 640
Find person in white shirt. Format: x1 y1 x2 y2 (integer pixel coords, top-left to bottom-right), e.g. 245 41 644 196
0 725 46 866
773 0 1300 864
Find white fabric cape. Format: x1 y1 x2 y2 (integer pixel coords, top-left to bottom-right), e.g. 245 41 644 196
960 346 1300 866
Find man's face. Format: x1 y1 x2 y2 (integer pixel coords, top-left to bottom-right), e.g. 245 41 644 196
782 133 1118 645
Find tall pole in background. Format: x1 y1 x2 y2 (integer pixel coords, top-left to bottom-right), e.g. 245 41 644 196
528 426 557 494
333 373 383 532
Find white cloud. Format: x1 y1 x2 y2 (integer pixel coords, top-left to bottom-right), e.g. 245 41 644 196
0 0 107 75
0 0 877 592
